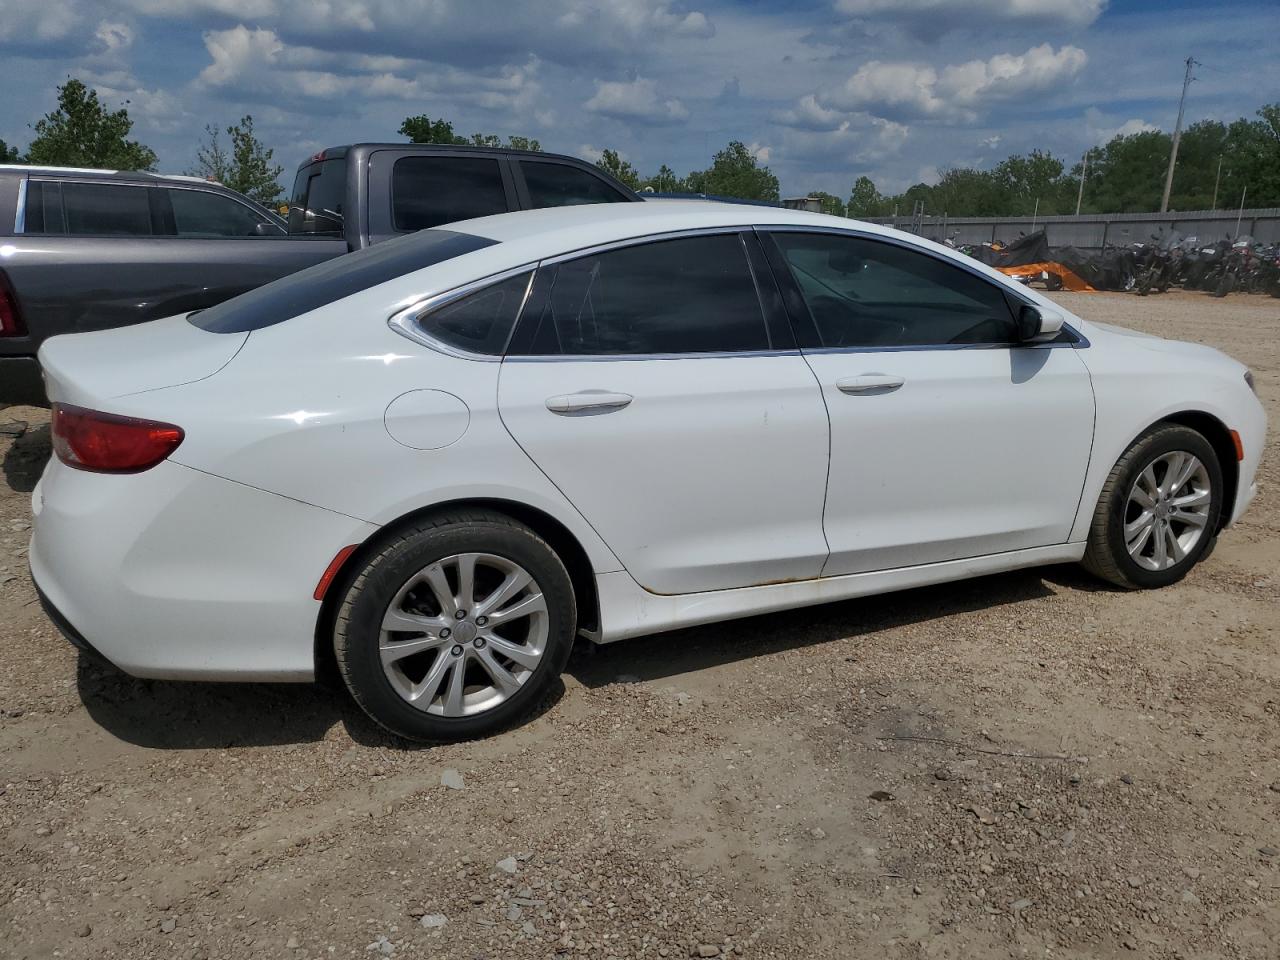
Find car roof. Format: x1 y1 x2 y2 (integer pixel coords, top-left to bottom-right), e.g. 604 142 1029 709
0 164 221 185
447 199 866 252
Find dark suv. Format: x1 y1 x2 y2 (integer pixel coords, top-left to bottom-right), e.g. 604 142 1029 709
1 147 638 405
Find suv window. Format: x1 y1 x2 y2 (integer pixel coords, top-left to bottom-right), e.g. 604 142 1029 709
288 158 346 235
169 188 278 237
770 232 1017 348
418 272 531 355
517 233 770 356
21 180 65 234
58 181 155 236
520 161 629 208
392 156 509 232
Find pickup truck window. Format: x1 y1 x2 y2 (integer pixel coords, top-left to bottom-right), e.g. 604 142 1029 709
169 188 280 237
520 161 629 208
190 227 498 334
289 159 345 236
392 156 509 232
62 181 156 236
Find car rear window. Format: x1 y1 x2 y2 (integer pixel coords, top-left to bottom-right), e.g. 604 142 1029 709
189 228 498 333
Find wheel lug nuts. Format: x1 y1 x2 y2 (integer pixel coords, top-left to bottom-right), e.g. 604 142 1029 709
475 616 488 626
455 610 468 620
440 628 451 639
473 637 486 649
450 644 463 656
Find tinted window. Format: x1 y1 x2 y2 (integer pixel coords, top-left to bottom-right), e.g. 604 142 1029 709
771 233 1016 348
521 161 629 208
418 272 530 355
392 156 508 231
170 189 278 237
190 228 498 333
22 180 64 234
519 234 769 356
61 182 154 236
288 159 345 235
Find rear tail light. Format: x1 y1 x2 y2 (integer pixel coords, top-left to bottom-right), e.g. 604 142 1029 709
51 403 184 473
0 272 23 337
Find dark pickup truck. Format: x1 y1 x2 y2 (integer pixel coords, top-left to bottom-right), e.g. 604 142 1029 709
0 145 638 404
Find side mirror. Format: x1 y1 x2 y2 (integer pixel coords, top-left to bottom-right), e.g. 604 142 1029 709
1016 303 1066 343
252 221 277 237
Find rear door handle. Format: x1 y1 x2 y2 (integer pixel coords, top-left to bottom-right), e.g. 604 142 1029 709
836 374 905 394
545 391 634 414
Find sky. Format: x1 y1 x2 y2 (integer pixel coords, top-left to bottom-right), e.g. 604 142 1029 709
1 0 1277 198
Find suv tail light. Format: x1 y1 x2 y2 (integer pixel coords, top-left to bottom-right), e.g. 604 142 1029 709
0 271 23 337
51 404 184 473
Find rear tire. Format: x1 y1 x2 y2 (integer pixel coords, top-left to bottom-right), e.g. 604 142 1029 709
334 511 576 742
1081 424 1222 589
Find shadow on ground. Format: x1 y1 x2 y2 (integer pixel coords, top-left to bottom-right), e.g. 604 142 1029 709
71 561 1098 749
3 422 50 494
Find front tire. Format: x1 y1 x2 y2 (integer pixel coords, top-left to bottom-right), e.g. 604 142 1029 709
1081 424 1223 589
334 511 576 742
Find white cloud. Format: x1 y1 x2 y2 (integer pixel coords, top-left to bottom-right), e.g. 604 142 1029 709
583 77 688 123
822 43 1087 121
0 0 82 41
835 0 1105 35
558 0 713 38
1083 107 1158 144
198 25 285 86
980 134 1002 148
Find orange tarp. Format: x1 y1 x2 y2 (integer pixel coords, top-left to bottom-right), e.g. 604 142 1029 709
997 261 1095 292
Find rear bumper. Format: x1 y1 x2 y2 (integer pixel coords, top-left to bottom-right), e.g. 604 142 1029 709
30 457 378 681
0 356 47 406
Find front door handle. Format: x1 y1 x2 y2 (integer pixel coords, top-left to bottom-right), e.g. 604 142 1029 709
545 391 634 414
836 374 905 394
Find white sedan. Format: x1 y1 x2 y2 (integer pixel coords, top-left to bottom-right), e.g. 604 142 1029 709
30 202 1265 741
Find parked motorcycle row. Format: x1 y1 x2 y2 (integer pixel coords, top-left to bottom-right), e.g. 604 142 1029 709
949 230 1280 298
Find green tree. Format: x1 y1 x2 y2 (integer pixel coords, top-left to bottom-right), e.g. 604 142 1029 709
0 139 19 163
399 115 467 144
641 163 683 193
846 176 883 217
191 116 283 205
399 115 541 152
686 140 779 201
1085 130 1170 213
809 190 846 216
991 150 1069 215
25 78 157 171
596 149 640 190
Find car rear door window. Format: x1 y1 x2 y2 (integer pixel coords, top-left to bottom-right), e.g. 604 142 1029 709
169 188 277 237
516 233 770 356
770 232 1017 348
60 182 155 236
391 156 509 232
520 161 629 208
21 180 65 234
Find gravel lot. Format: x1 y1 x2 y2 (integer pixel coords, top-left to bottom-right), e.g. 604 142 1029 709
1 289 1277 960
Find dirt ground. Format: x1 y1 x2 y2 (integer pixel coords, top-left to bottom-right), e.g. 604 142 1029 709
1 289 1276 960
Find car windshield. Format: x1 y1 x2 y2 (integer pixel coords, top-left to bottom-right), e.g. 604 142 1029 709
189 228 497 333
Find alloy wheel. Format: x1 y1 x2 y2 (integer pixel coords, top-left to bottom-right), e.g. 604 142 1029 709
1123 450 1212 572
378 552 548 717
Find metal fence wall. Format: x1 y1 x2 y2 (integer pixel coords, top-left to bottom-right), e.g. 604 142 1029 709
865 208 1280 251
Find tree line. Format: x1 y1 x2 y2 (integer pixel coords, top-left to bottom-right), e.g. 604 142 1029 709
6 78 1277 219
848 104 1280 219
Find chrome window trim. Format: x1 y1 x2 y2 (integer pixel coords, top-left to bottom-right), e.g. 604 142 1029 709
14 176 26 233
388 265 536 362
504 349 803 363
537 225 755 267
759 223 1090 352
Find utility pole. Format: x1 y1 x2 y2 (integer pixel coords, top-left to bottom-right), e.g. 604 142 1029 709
1235 185 1247 238
1075 149 1089 216
1160 56 1197 213
1211 155 1222 210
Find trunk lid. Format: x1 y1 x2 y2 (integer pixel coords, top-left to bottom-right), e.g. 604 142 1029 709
38 314 247 406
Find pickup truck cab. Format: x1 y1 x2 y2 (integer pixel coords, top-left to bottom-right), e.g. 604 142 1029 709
1 147 638 404
288 143 639 247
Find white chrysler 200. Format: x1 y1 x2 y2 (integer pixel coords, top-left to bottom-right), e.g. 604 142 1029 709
30 202 1265 741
